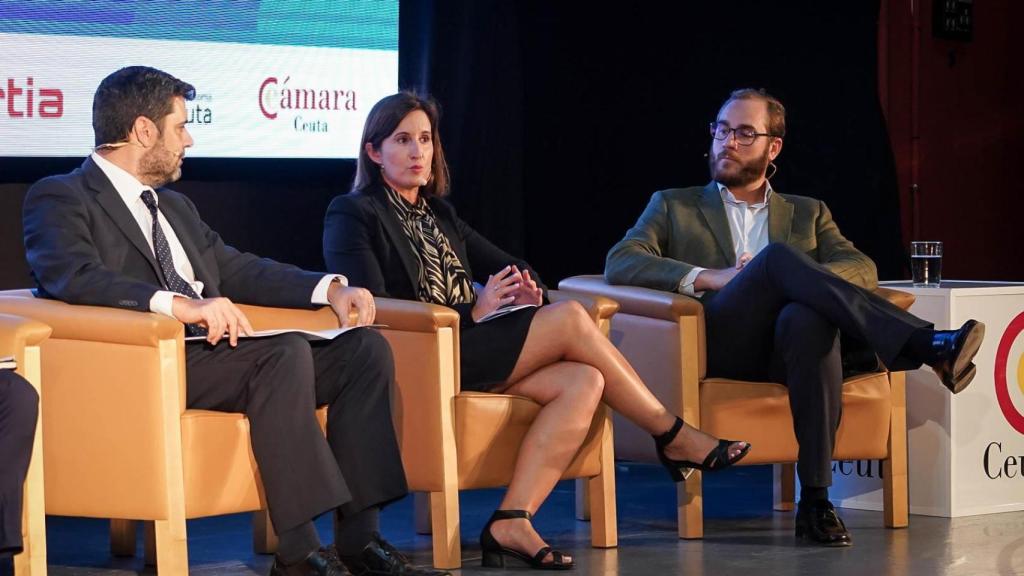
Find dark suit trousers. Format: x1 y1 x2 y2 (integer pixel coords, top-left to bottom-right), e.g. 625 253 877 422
703 243 931 487
185 328 408 532
0 371 38 557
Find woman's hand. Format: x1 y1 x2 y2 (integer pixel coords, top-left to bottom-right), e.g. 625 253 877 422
508 266 543 306
471 265 519 322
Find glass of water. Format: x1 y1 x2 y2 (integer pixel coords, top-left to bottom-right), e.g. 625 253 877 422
911 241 943 287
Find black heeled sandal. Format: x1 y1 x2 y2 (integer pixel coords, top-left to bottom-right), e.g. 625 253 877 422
480 510 574 570
653 416 751 481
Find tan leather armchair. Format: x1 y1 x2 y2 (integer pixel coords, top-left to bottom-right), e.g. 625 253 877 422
397 290 619 569
558 275 911 538
0 313 50 576
0 288 618 572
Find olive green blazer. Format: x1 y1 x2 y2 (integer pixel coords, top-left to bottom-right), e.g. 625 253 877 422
604 182 878 295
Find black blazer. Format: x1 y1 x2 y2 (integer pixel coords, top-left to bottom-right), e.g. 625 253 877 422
23 157 324 311
323 185 545 325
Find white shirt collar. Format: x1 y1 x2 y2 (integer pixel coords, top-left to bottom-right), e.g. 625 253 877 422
91 152 155 207
716 181 773 208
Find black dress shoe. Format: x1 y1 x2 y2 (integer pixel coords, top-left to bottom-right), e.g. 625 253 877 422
339 533 450 576
270 547 352 576
929 320 985 394
795 500 852 547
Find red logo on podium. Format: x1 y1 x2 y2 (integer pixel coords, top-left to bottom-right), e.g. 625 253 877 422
994 311 1024 435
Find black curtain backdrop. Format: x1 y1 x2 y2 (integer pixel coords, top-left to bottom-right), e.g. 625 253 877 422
423 0 903 287
0 1 903 290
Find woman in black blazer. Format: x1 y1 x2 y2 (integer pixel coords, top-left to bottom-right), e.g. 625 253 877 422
324 93 750 570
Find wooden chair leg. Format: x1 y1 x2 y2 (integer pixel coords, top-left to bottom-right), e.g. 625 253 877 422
153 518 188 575
253 509 278 554
677 471 703 539
575 479 591 521
884 371 909 528
588 410 616 547
414 492 432 535
429 489 461 570
587 454 617 547
773 463 796 511
110 519 137 557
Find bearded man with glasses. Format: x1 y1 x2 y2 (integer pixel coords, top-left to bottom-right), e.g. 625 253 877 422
605 88 985 547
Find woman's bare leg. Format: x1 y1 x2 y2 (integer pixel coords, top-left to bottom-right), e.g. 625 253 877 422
507 300 747 463
484 361 604 564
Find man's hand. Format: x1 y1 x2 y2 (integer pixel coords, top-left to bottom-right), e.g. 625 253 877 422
328 283 376 328
694 254 752 292
171 296 254 346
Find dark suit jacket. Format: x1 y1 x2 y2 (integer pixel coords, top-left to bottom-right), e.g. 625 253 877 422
23 157 324 310
605 182 878 295
323 185 545 325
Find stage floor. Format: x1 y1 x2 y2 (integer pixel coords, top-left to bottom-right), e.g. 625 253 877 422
8 463 1024 575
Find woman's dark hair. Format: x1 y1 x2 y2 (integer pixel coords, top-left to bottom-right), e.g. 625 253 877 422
92 66 195 147
353 92 450 197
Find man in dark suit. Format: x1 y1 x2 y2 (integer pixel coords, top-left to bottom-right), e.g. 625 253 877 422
0 370 38 569
22 66 444 576
606 88 985 547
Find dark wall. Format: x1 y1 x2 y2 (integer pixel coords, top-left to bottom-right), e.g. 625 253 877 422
2 1 1018 291
425 1 906 285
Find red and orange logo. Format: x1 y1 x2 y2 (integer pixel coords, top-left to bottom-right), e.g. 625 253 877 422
994 311 1024 435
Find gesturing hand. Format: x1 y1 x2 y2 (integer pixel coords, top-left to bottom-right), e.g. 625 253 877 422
471 265 519 322
171 296 254 347
508 266 542 306
328 284 376 328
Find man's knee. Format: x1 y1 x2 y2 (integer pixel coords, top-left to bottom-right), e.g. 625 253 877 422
347 328 394 369
322 328 394 387
761 242 802 263
262 333 316 391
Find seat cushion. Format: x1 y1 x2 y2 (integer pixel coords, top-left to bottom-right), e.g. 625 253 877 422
699 372 893 464
181 406 328 519
454 392 606 489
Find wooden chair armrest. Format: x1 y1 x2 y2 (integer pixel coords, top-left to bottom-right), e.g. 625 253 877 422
0 292 182 345
0 313 51 357
374 298 461 333
549 289 620 323
874 287 915 311
558 275 703 322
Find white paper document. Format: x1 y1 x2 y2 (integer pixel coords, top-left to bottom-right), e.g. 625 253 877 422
0 355 16 370
185 325 384 343
475 304 538 323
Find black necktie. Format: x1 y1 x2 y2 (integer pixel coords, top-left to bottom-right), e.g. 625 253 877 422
139 189 207 337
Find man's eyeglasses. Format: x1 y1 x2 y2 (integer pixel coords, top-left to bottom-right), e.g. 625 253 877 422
709 122 779 146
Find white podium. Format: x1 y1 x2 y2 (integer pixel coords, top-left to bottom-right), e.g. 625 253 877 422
830 281 1024 517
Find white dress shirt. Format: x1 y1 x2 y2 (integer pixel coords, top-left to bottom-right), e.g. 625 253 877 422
90 153 344 318
678 181 774 296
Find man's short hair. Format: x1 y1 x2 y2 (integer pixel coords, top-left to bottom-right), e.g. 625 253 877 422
92 66 195 147
721 88 786 138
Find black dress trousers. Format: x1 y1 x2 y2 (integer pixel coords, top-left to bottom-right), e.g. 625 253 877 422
184 328 408 531
0 371 39 557
702 242 931 487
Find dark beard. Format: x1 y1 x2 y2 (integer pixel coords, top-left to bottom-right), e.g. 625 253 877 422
708 146 771 188
138 142 181 188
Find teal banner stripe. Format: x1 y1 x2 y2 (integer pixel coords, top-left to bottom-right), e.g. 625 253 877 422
0 0 397 50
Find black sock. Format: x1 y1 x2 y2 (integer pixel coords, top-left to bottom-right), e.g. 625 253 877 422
800 485 829 506
334 506 381 557
277 521 321 565
904 328 939 365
